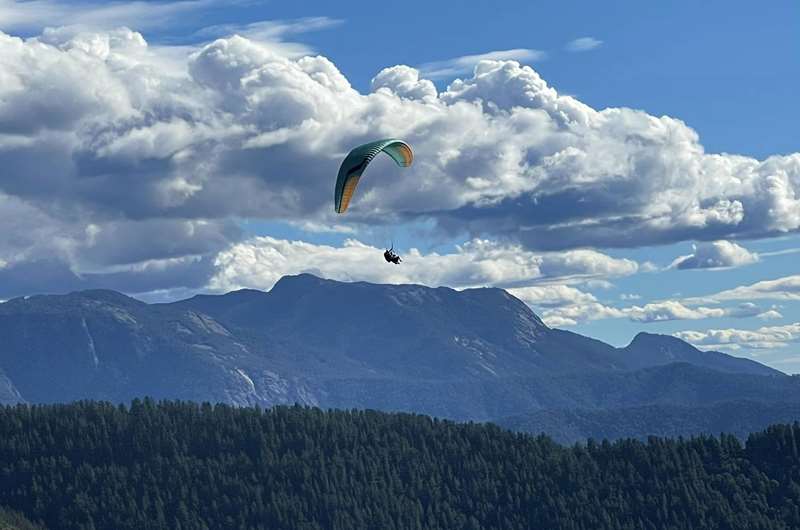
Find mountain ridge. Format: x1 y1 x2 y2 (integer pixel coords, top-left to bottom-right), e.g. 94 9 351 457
496 399 800 444
0 274 793 439
169 273 779 377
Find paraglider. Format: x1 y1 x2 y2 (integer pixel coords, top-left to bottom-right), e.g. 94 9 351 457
334 139 413 264
333 139 413 214
383 245 401 264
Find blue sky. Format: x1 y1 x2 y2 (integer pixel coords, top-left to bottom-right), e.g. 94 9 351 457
0 0 798 371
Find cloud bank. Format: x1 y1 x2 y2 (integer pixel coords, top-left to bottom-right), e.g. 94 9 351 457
690 275 800 303
537 298 777 328
208 236 638 294
676 323 800 351
1 26 799 298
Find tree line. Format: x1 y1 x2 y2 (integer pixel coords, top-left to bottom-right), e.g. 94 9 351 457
1 399 799 529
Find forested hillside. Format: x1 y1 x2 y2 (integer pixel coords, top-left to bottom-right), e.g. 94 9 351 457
2 401 800 529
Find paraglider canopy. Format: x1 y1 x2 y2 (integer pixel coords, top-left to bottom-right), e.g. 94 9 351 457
334 139 413 214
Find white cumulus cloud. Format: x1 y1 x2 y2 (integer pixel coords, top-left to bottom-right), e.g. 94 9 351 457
418 48 546 79
539 298 778 328
675 323 800 351
671 240 759 270
208 236 638 294
695 275 800 302
1 26 800 297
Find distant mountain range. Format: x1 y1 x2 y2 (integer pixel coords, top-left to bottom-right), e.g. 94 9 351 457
0 273 797 441
497 400 800 444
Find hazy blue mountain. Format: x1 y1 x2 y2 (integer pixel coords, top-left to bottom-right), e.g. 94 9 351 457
496 400 800 445
0 289 279 405
172 274 780 378
0 274 795 432
619 331 777 376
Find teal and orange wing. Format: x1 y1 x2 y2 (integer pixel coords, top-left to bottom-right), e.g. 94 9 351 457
334 139 413 214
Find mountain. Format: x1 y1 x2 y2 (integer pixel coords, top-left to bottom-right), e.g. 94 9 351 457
0 274 796 436
0 289 276 405
496 400 800 445
171 274 779 378
619 331 777 375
